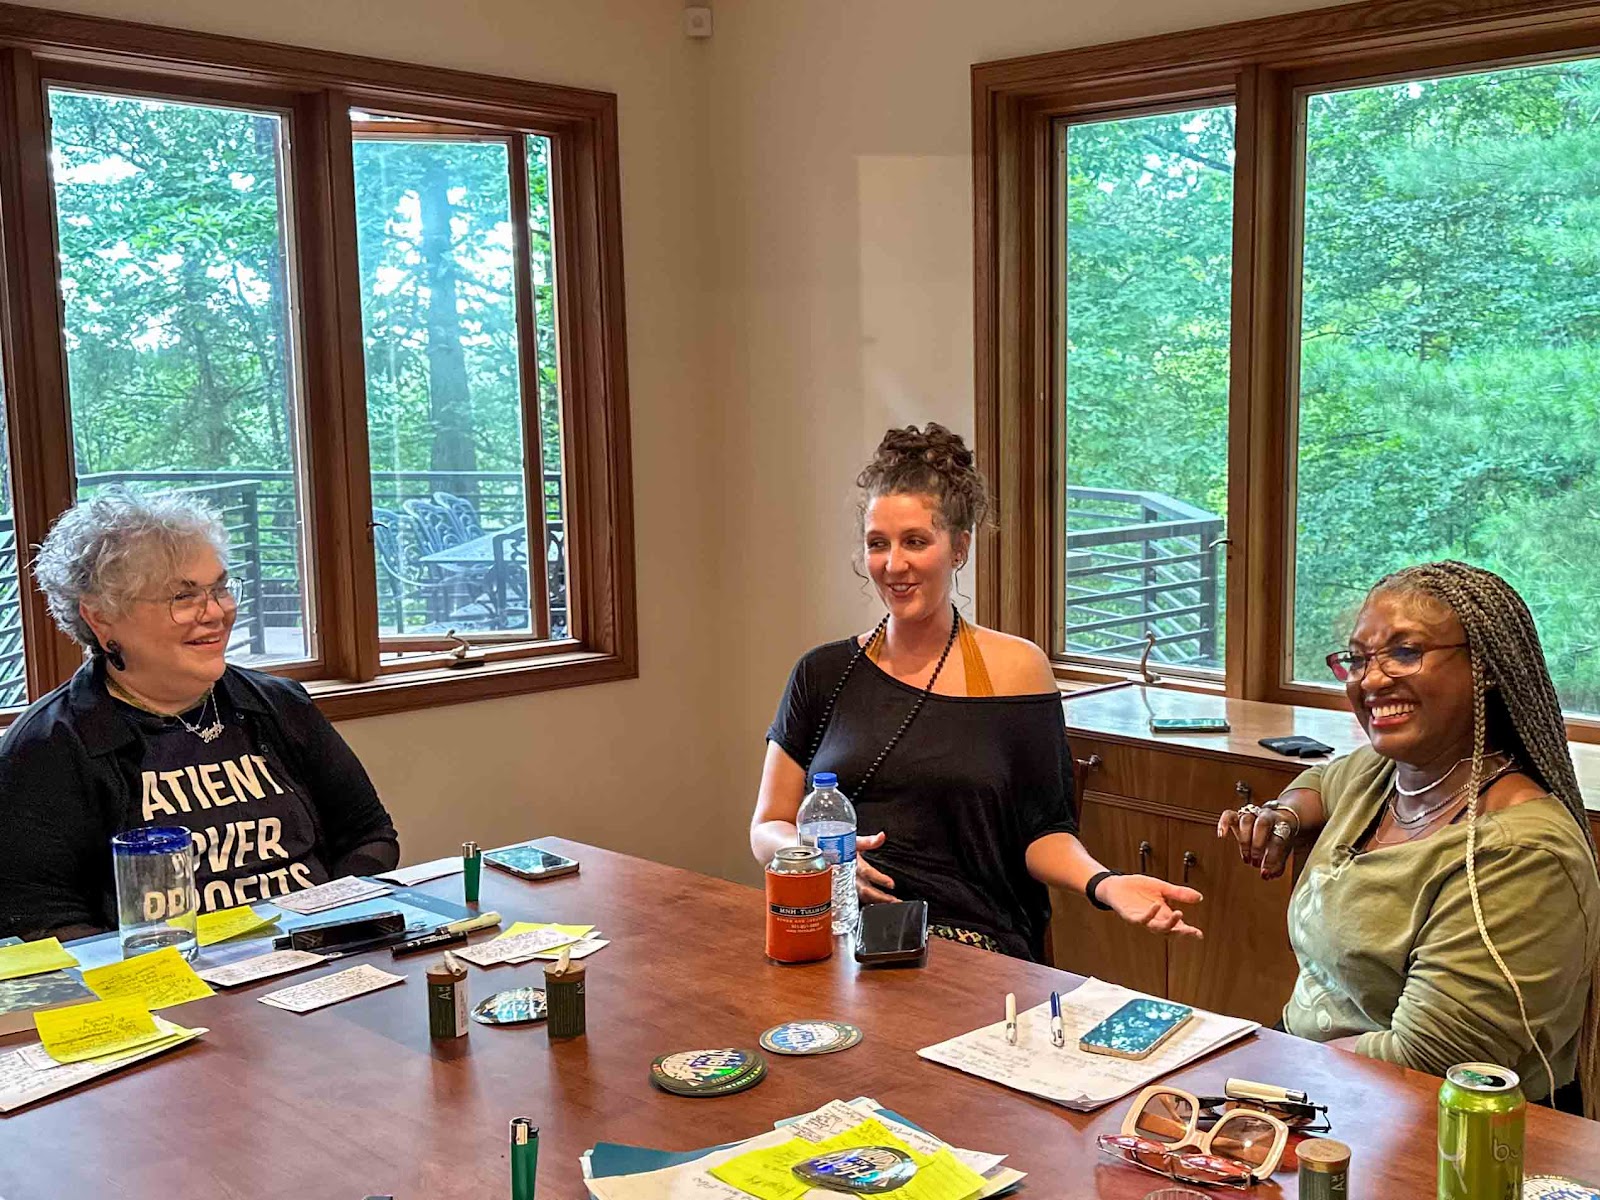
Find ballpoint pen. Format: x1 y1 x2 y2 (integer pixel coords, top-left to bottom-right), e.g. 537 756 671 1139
391 911 502 957
1005 992 1017 1046
1050 991 1064 1048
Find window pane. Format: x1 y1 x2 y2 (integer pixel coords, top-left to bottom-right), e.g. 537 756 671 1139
50 89 313 665
1292 60 1600 717
0 400 24 707
354 131 547 638
1061 106 1234 671
528 135 569 640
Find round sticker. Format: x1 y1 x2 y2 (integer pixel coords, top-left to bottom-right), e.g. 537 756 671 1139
650 1048 767 1096
792 1147 918 1194
471 988 547 1026
760 1021 862 1056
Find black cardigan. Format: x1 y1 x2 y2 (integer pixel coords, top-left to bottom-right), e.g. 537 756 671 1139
0 659 399 940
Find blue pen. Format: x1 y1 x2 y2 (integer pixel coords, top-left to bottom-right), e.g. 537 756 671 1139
1050 991 1065 1048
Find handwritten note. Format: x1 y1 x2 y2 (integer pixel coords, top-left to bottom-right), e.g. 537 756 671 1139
273 877 392 915
197 949 325 989
528 937 609 961
455 927 578 967
187 905 280 947
916 977 1258 1111
0 1016 205 1111
497 921 594 942
81 947 216 1010
0 937 78 982
258 964 404 1013
35 999 163 1064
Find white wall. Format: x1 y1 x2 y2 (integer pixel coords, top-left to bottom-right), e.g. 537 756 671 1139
15 0 1345 885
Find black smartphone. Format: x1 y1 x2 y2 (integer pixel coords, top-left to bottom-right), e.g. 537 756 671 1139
854 900 929 967
1149 716 1231 733
483 842 581 881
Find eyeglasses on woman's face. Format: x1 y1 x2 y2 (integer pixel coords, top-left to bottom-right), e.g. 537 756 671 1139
1325 642 1468 683
155 578 241 625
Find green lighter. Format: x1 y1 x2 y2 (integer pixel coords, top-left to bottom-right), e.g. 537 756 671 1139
510 1117 539 1200
463 840 482 905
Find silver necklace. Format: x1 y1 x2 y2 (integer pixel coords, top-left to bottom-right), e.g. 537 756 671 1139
1389 760 1516 827
1393 752 1507 797
109 678 225 743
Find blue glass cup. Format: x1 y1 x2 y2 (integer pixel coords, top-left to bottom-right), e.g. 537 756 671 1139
111 826 198 961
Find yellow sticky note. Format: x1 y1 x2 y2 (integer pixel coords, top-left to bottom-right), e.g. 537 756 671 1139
35 998 163 1064
81 946 215 1010
711 1119 987 1200
186 905 280 947
496 922 593 943
0 936 78 981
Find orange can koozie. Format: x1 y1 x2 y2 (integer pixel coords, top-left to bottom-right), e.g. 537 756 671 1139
765 846 833 963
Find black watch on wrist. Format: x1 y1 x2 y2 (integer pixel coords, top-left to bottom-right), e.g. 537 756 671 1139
1086 869 1122 911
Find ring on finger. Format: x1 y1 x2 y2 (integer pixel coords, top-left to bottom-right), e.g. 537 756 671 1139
1271 820 1294 841
1238 803 1263 818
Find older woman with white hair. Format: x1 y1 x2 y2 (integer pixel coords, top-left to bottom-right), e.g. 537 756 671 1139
0 489 399 941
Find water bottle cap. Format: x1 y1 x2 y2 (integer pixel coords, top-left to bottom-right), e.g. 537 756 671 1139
812 772 838 788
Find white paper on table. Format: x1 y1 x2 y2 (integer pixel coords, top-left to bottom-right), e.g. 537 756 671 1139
197 949 326 988
917 977 1259 1111
258 964 404 1013
454 927 577 967
527 937 609 962
0 1016 205 1111
374 857 463 886
272 876 392 915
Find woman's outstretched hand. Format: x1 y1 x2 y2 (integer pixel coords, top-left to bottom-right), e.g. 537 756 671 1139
855 831 899 904
1098 874 1203 938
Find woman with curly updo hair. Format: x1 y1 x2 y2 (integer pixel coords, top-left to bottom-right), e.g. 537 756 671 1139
750 423 1203 960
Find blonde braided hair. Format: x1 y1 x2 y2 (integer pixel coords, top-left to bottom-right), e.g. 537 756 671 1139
1371 561 1599 1116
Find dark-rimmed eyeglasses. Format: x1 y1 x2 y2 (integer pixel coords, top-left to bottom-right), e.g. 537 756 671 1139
1325 642 1468 682
153 579 241 625
1194 1095 1330 1134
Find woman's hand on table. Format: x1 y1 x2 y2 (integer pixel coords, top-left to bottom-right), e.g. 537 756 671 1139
855 832 899 904
1100 874 1203 939
1217 805 1293 880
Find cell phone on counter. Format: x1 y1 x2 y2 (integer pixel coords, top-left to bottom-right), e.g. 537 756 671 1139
1078 998 1194 1060
854 900 929 967
483 842 580 881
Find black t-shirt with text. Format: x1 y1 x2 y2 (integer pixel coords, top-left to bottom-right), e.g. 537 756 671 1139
123 689 330 912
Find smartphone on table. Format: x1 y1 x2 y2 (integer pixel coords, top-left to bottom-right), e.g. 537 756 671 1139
1149 717 1231 734
483 842 580 881
855 900 929 966
1078 998 1194 1059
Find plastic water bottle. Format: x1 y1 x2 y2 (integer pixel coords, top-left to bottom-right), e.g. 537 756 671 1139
797 772 858 935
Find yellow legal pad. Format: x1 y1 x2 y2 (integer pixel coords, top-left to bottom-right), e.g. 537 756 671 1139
495 922 594 943
82 946 216 1010
0 936 78 982
35 999 164 1064
187 905 281 947
709 1118 987 1200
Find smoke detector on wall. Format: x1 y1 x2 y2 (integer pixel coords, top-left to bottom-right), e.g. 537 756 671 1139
683 6 712 39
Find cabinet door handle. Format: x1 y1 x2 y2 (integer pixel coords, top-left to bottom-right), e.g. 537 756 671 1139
1138 841 1153 873
1182 850 1198 883
1076 753 1102 774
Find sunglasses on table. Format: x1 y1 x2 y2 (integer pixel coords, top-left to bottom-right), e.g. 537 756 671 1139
1194 1094 1330 1133
1096 1085 1290 1190
1325 642 1469 682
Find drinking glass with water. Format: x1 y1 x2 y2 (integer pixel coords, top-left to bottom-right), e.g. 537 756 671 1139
112 826 198 960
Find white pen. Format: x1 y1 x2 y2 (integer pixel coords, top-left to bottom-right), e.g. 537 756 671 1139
1005 992 1017 1045
1050 990 1065 1048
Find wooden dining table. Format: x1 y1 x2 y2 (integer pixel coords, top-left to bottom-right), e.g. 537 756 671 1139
2 837 1598 1198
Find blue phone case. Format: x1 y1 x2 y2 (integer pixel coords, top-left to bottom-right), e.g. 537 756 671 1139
1078 998 1194 1059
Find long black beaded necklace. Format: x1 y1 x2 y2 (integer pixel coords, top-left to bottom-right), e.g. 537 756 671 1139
803 603 962 801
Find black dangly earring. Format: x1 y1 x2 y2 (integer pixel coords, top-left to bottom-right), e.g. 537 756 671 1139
104 641 126 672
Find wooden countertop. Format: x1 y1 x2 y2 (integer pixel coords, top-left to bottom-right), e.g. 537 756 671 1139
1062 684 1600 812
4 838 1599 1198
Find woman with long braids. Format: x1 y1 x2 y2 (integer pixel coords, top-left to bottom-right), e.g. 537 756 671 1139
750 423 1202 960
1219 561 1600 1114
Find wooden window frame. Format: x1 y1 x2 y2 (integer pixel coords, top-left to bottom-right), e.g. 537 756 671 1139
0 2 636 723
973 0 1600 743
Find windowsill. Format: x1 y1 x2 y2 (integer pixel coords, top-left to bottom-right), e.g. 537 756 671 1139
304 644 636 721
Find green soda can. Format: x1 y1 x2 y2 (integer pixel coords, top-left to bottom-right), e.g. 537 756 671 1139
1438 1062 1525 1200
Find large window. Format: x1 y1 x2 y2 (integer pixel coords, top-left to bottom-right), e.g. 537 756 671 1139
975 0 1600 739
1292 59 1600 718
0 9 633 722
1062 106 1234 673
